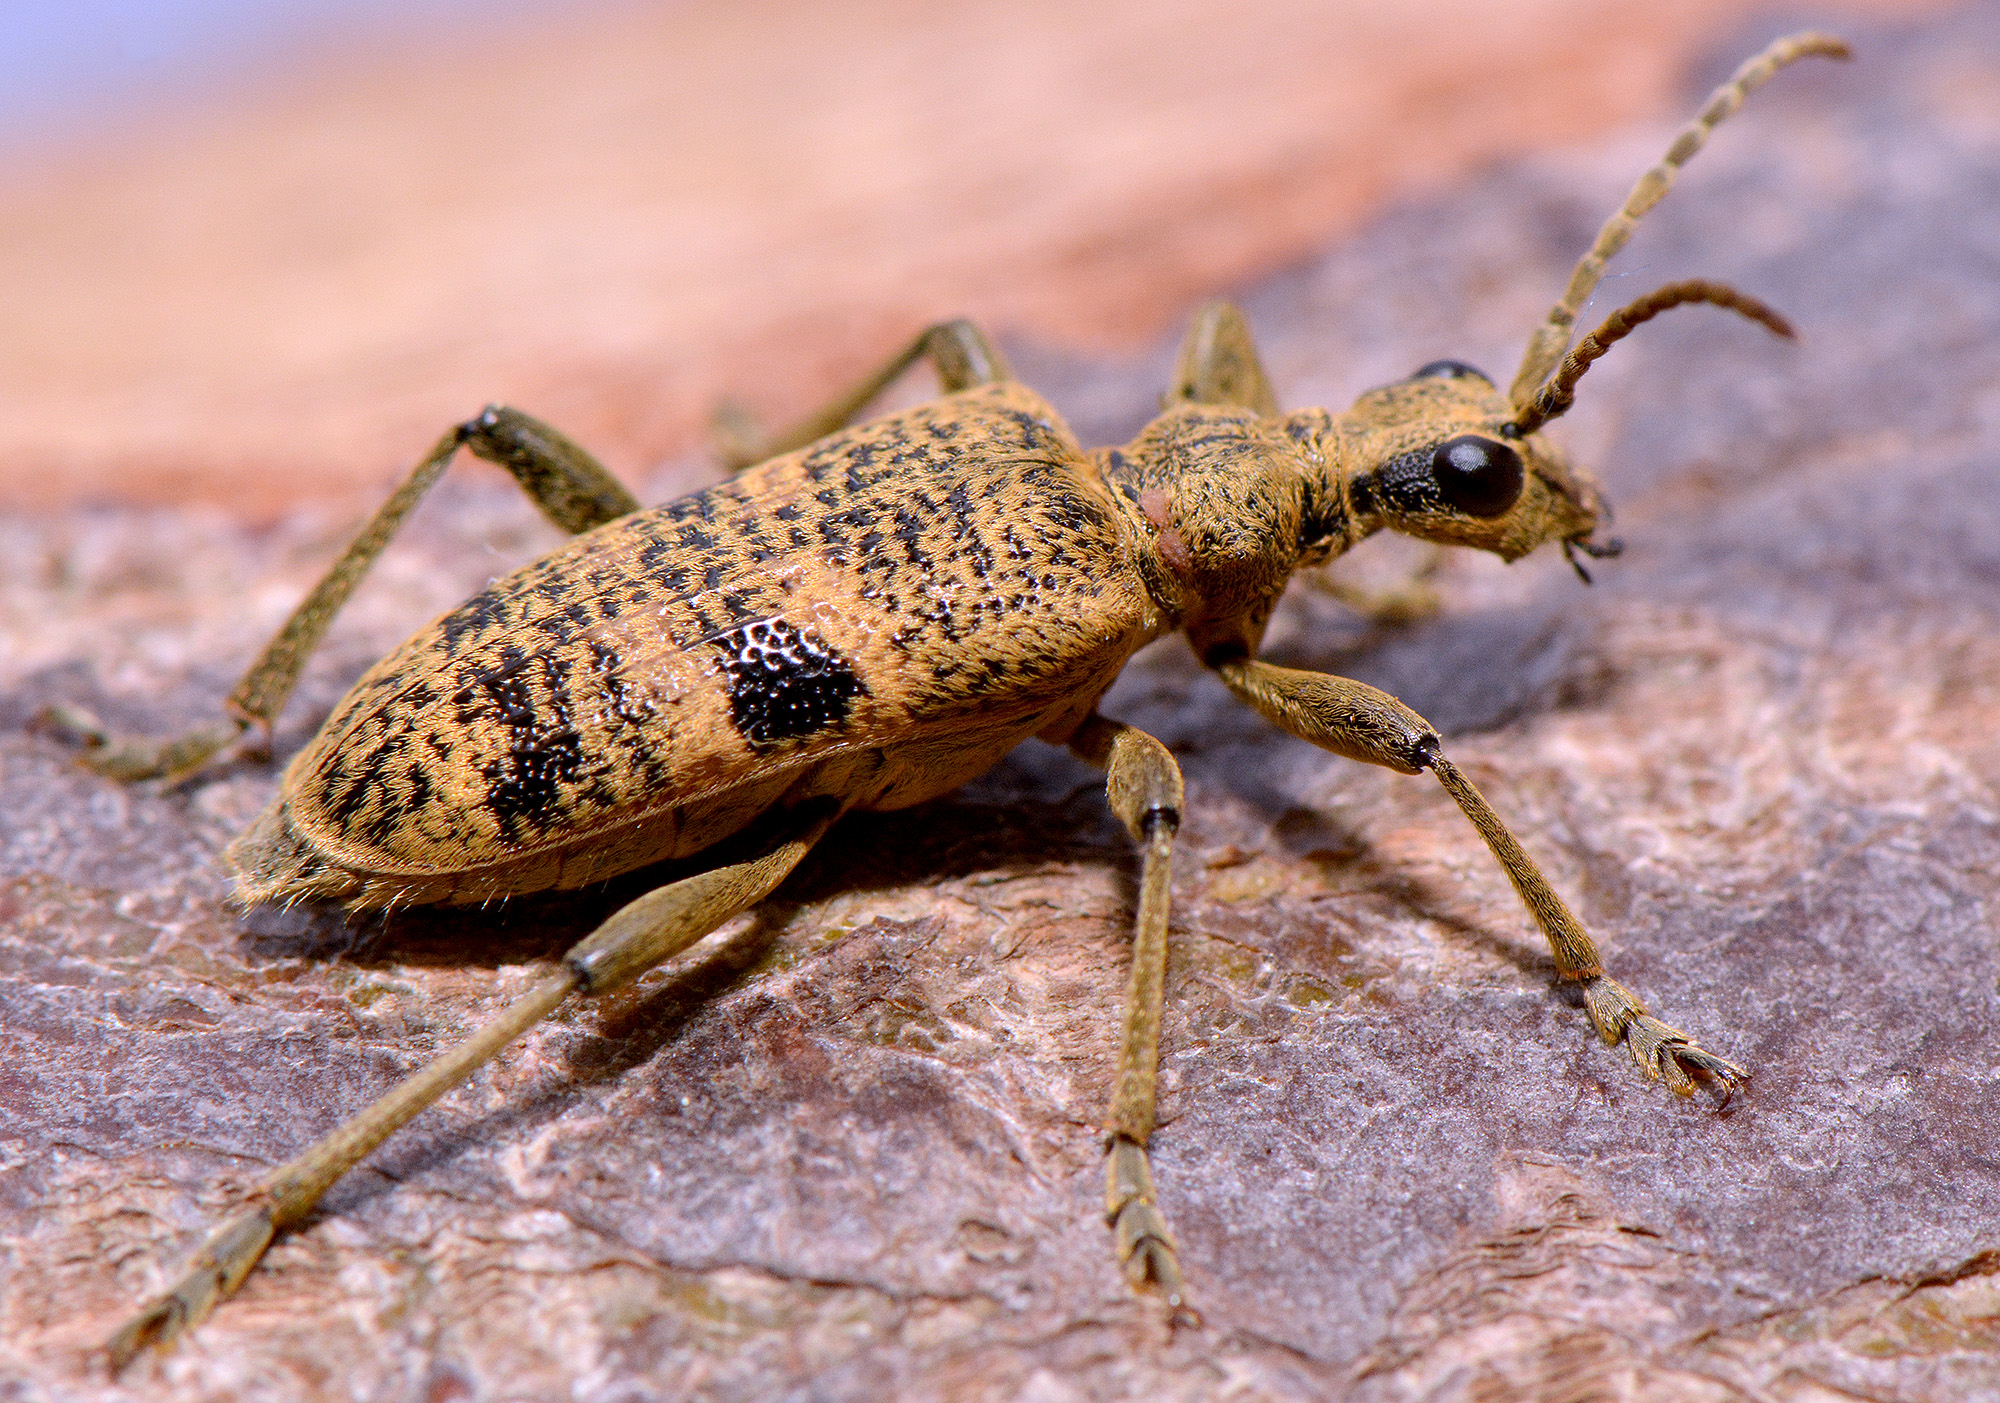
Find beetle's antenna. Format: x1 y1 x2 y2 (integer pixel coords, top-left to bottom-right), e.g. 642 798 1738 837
1507 279 1792 438
1507 30 1849 410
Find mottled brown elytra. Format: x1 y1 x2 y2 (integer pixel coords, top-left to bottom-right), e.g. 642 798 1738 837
54 32 1848 1368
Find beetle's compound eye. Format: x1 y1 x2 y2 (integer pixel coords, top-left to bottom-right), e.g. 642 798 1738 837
1431 435 1524 517
1409 359 1492 384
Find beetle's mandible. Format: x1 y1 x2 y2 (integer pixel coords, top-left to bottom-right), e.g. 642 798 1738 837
56 32 1850 1367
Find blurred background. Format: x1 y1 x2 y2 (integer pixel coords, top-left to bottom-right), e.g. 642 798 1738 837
0 0 1945 510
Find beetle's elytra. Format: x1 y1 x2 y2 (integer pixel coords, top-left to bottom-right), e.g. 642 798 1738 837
235 384 1149 912
56 32 1849 1368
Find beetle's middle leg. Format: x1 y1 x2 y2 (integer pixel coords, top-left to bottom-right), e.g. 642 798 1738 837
1068 713 1196 1319
49 406 641 784
1216 656 1745 1097
106 803 834 1369
715 318 1013 469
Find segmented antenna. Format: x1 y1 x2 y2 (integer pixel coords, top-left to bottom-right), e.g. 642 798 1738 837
1507 31 1850 410
1507 279 1792 438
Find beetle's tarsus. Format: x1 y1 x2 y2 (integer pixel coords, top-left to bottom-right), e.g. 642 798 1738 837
106 1298 182 1374
37 702 244 785
1583 975 1745 1100
1115 1204 1196 1319
1106 1135 1197 1318
34 700 108 748
1125 1234 1194 1304
1634 1022 1749 1100
106 1202 277 1372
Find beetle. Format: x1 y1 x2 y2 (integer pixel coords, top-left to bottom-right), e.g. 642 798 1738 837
55 31 1848 1367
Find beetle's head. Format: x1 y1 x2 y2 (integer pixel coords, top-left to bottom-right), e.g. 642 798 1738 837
1340 280 1794 581
1338 359 1617 577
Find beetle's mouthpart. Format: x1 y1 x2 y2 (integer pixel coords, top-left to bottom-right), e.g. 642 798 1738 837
1508 280 1794 439
1562 533 1624 584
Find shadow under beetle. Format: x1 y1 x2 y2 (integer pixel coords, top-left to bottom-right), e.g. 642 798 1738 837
55 32 1849 1366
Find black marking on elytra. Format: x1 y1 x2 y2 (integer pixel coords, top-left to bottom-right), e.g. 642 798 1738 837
843 440 880 491
589 641 650 730
637 534 678 571
1033 475 1108 537
1284 413 1325 445
465 650 585 839
322 750 378 829
892 506 934 571
436 589 512 656
709 616 867 750
355 744 433 850
400 759 434 818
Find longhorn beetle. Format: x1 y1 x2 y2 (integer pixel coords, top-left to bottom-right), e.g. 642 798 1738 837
56 32 1848 1367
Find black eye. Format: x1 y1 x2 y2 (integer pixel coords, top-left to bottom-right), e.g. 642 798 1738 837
1431 435 1523 517
1409 360 1492 383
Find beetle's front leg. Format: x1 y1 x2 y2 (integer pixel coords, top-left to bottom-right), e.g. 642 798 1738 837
45 407 639 785
1216 657 1745 1097
1068 714 1198 1320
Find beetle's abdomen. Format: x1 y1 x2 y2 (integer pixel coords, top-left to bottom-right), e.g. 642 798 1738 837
230 383 1160 909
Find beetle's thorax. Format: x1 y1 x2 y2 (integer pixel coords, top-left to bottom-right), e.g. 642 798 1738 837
1100 403 1376 661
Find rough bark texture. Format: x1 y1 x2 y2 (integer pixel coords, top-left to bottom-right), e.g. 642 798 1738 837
6 7 2000 1402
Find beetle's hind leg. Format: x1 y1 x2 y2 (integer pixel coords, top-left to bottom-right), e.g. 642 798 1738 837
46 407 641 784
1068 714 1198 1321
1216 657 1745 1098
105 804 834 1370
714 318 1014 469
